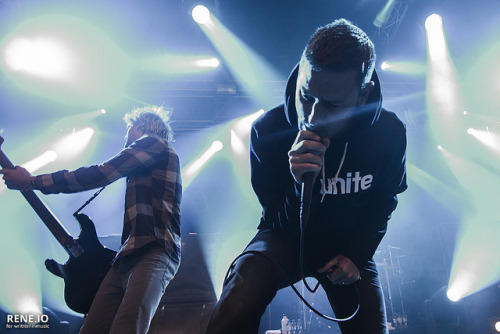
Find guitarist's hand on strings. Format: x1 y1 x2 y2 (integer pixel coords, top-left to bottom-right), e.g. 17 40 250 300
0 166 34 190
318 254 360 286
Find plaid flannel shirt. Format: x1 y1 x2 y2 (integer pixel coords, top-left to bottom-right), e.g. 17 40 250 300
33 134 182 262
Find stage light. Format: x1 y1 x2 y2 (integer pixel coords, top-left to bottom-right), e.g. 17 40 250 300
0 15 131 106
495 321 500 332
425 11 463 143
374 0 397 28
17 296 42 316
21 150 57 173
195 12 283 109
194 57 220 68
230 109 264 156
211 140 223 151
425 14 446 61
441 150 500 301
182 140 224 188
3 37 74 81
380 61 426 75
446 286 462 302
425 14 442 30
192 5 211 25
100 109 106 114
52 128 95 158
141 54 221 74
230 130 246 156
467 128 497 149
231 109 264 134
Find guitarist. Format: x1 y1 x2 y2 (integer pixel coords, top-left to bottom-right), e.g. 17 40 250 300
1 105 182 334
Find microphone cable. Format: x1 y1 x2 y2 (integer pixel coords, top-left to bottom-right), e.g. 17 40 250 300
222 172 360 323
224 249 360 322
298 172 360 322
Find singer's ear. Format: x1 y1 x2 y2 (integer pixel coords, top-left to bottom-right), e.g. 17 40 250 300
358 81 374 106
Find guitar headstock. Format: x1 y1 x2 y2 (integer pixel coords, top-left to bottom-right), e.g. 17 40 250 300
0 135 14 169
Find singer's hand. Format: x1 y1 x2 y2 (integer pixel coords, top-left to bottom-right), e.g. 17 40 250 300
318 254 360 286
288 130 330 184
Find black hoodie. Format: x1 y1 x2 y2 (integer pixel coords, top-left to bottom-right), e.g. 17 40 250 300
250 65 407 271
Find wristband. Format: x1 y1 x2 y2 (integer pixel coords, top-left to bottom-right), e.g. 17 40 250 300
24 178 36 191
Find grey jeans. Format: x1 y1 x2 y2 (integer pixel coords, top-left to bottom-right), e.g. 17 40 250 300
80 243 178 334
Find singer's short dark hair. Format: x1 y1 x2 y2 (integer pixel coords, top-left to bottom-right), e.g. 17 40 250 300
302 19 376 89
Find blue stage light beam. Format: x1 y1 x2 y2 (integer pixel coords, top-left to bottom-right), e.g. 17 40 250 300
467 128 499 154
374 0 397 28
182 140 224 189
22 150 58 174
52 128 95 161
424 13 467 211
194 12 283 109
437 147 500 301
380 61 426 76
425 14 464 135
140 54 220 76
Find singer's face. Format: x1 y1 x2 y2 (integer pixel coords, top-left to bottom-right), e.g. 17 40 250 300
295 60 369 139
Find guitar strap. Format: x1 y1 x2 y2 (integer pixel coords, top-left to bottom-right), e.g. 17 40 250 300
73 186 106 216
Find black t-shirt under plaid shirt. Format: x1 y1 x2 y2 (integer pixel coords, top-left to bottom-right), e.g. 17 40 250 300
33 134 182 263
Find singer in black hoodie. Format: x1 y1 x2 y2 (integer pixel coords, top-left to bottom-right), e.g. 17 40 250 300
206 19 407 334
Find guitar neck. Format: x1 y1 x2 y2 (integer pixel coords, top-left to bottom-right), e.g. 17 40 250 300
0 137 75 253
20 189 74 248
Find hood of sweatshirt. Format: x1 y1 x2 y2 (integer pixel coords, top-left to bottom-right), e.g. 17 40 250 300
283 63 383 141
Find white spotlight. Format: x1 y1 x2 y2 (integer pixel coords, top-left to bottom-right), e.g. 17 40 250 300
22 150 57 173
194 57 220 68
53 127 95 157
495 321 500 332
425 14 443 31
211 140 223 152
230 130 246 156
4 37 73 80
446 287 462 302
182 140 223 188
425 14 447 61
192 5 211 25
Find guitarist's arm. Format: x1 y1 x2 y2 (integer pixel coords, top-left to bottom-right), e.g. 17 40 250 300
2 134 169 194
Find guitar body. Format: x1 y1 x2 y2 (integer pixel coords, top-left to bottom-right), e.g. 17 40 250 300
0 136 116 314
45 213 117 314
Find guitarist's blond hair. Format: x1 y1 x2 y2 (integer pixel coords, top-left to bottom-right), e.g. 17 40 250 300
124 105 173 142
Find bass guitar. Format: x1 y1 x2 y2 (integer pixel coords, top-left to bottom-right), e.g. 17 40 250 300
0 135 116 314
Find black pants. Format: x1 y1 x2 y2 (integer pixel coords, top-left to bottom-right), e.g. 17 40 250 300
206 229 388 334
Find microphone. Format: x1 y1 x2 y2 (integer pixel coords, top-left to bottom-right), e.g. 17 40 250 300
300 172 315 230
